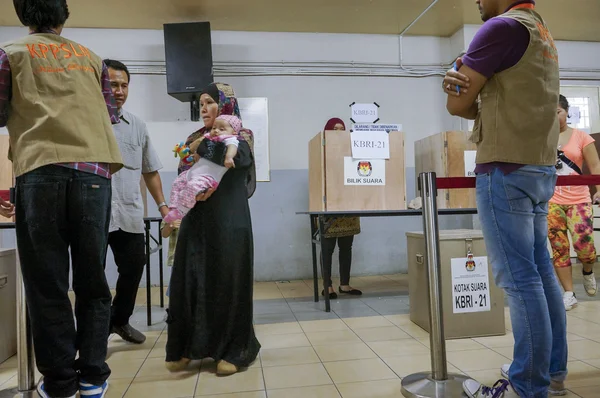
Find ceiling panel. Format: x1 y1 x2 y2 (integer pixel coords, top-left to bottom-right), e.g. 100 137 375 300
0 0 598 42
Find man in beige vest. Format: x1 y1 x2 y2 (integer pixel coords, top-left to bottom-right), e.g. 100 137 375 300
0 1 122 397
443 1 566 397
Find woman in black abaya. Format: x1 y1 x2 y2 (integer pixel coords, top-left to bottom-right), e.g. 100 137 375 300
165 82 260 375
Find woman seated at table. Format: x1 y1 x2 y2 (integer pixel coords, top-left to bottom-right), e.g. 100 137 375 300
320 118 362 299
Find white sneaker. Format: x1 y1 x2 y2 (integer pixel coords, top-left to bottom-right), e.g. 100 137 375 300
501 364 509 378
563 291 577 311
37 378 76 398
463 379 519 397
500 363 567 396
583 272 597 296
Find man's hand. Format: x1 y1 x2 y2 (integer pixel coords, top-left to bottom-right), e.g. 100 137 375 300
445 62 487 119
0 198 15 218
443 58 470 97
159 205 169 218
170 219 181 229
196 187 215 202
593 191 600 204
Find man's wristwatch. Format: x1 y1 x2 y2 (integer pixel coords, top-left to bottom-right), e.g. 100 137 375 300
157 202 168 211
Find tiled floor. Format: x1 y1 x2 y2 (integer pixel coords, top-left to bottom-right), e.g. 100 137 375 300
2 273 600 397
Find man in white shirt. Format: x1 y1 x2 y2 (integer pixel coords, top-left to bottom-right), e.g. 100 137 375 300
104 59 169 344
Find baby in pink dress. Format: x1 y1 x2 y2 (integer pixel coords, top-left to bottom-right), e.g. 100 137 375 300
163 115 241 223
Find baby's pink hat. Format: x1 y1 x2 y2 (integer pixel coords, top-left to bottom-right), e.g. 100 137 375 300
216 115 242 134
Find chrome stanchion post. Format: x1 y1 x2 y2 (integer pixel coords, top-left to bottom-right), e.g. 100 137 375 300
401 172 468 398
422 171 447 381
16 248 36 393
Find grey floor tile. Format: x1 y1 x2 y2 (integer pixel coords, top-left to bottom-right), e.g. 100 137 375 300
294 310 340 322
285 296 318 302
330 299 373 311
253 299 292 315
360 291 409 299
363 297 410 316
253 312 298 325
360 295 407 303
333 307 380 318
130 323 167 333
372 307 407 316
0 387 20 398
130 307 168 332
287 301 325 313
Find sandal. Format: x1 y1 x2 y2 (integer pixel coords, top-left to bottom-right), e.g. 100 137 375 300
339 287 362 296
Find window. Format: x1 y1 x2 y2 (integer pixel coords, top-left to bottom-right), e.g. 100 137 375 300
566 96 591 131
561 86 600 134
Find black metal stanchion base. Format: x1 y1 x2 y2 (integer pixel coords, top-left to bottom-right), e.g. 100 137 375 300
401 372 470 398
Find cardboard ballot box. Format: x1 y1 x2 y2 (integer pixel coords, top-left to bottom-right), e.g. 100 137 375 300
414 131 476 209
406 229 505 339
308 130 406 212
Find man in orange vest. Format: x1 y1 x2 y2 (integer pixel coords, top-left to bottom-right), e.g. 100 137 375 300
444 0 567 397
0 1 123 397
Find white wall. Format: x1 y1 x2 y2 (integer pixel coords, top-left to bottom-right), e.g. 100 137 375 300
0 27 456 169
2 26 598 169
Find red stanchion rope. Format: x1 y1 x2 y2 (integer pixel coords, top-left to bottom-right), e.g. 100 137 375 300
2 176 600 200
436 175 600 190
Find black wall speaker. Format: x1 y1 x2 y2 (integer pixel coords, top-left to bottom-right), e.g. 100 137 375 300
163 22 214 106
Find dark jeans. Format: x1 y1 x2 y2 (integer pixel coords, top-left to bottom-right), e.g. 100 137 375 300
107 229 146 327
321 235 354 287
15 165 112 396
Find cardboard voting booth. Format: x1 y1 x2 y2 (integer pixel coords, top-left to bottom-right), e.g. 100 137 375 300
414 131 477 209
308 130 406 212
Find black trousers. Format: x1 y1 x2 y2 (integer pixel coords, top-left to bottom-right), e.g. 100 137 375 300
107 229 146 327
16 166 112 396
321 235 354 287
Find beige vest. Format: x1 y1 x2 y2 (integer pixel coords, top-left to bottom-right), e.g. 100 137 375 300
472 8 560 166
1 34 123 177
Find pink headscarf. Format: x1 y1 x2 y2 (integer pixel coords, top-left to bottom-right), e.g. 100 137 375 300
216 115 242 134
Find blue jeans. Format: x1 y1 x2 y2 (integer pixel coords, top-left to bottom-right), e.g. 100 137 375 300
476 166 567 398
15 166 112 396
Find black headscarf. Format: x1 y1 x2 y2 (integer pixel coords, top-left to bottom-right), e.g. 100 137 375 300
179 82 256 198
